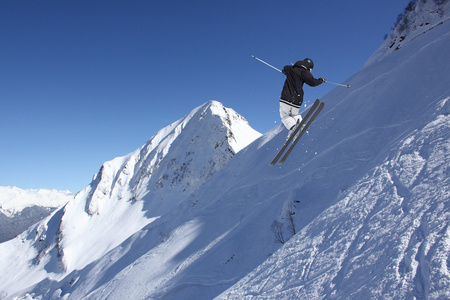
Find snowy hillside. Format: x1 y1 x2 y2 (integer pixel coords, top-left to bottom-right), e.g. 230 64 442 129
1 1 449 299
219 1 450 298
218 100 450 299
0 187 72 243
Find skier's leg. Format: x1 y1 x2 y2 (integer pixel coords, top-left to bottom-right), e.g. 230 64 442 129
291 106 302 125
280 102 302 130
279 102 297 130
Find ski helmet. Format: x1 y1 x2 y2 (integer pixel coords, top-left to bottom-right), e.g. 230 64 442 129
304 58 314 70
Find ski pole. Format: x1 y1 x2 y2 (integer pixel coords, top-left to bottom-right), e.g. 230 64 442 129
325 80 350 88
252 55 350 88
251 55 282 73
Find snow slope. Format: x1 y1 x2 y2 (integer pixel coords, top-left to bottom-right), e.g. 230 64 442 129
219 1 450 298
0 187 72 243
218 98 450 299
1 1 449 299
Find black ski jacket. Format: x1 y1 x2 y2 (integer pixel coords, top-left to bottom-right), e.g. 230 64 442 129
280 60 323 108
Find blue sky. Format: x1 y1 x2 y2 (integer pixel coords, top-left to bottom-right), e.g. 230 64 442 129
1 0 411 192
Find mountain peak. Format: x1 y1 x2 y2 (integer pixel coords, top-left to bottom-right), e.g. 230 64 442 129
202 100 261 153
82 100 260 215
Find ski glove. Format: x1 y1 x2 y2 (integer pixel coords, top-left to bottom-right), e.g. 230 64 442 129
319 78 326 83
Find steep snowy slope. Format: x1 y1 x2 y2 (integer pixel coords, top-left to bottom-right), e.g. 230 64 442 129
219 1 450 298
0 187 72 243
218 99 450 299
0 101 260 298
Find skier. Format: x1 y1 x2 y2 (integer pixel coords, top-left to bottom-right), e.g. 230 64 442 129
279 58 325 132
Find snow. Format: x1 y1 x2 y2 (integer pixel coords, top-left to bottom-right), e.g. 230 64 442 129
0 1 449 299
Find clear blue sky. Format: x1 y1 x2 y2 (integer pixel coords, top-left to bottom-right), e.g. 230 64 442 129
1 0 411 192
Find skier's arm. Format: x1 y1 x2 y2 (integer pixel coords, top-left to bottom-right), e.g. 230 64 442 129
303 71 325 87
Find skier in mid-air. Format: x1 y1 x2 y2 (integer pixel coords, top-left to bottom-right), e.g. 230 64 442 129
251 55 347 164
279 58 325 133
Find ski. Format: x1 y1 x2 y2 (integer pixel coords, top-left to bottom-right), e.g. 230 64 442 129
269 99 321 166
277 101 325 165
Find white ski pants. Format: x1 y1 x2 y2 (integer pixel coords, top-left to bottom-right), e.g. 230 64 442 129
279 101 302 130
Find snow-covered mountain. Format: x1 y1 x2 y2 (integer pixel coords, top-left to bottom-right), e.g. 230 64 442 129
0 187 72 243
0 100 261 298
0 1 449 299
56 100 261 273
